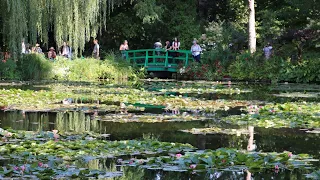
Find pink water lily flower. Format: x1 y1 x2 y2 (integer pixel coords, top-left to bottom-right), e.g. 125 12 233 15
53 133 60 140
52 130 58 134
189 164 197 169
175 153 182 159
5 132 12 137
13 166 19 171
20 165 26 172
38 162 43 167
138 160 144 164
288 152 293 157
275 165 279 170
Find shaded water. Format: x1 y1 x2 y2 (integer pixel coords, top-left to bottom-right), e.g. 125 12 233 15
0 81 319 179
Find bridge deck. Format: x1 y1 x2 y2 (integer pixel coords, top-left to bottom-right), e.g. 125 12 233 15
125 49 194 72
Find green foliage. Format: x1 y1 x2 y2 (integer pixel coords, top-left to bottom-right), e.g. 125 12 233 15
17 54 52 80
228 53 283 81
162 0 200 49
222 102 320 128
134 0 164 24
123 148 316 172
256 9 284 42
0 59 18 80
1 0 129 57
201 21 246 52
52 56 137 82
279 56 320 83
0 128 194 179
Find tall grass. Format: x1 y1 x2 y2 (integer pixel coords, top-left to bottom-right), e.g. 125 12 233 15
17 54 52 80
0 53 143 82
52 55 139 82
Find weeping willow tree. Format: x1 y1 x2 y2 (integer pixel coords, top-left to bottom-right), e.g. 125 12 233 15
1 0 133 58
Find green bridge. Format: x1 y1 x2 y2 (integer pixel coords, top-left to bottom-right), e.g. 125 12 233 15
125 49 193 72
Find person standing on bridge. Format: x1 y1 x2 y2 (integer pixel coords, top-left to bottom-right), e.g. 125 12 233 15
172 37 180 57
172 37 180 50
154 39 162 56
191 40 202 63
164 40 172 51
119 40 129 59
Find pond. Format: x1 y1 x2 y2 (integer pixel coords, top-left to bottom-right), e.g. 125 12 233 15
0 80 319 179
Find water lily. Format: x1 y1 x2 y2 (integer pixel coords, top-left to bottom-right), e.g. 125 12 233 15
138 160 144 164
13 166 19 171
38 162 43 167
221 159 226 163
175 153 182 159
189 164 197 169
288 152 293 157
274 165 279 170
4 131 12 137
117 159 123 163
53 133 60 140
52 129 58 134
1 137 7 142
20 165 26 172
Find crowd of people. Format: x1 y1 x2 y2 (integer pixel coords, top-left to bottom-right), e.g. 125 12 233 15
117 37 203 62
21 37 273 62
20 36 206 63
21 39 100 60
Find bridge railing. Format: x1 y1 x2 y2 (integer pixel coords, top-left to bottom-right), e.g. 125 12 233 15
124 49 193 72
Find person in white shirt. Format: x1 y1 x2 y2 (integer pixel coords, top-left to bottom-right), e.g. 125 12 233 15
191 40 202 63
263 43 273 59
154 39 162 55
59 41 72 59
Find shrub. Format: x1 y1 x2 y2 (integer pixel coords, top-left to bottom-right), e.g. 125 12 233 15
52 55 139 82
228 52 284 81
0 58 19 80
279 55 320 83
17 54 52 80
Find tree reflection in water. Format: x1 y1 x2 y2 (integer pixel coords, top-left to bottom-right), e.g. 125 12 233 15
247 126 256 151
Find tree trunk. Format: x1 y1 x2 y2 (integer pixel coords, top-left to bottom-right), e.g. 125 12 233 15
248 0 256 53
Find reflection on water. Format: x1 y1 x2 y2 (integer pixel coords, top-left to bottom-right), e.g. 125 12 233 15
247 126 256 151
0 81 319 179
1 111 319 158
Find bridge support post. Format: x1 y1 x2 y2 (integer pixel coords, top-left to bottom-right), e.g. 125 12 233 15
144 50 148 67
164 51 169 67
185 53 189 67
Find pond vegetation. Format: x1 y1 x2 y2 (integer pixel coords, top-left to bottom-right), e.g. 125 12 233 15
0 80 319 179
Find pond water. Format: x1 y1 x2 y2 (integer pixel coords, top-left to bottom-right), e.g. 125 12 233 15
0 80 319 179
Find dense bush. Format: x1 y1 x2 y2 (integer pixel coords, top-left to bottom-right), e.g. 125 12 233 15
181 51 320 83
0 58 19 80
0 54 143 82
279 56 320 83
52 55 142 82
17 54 53 80
227 52 283 81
